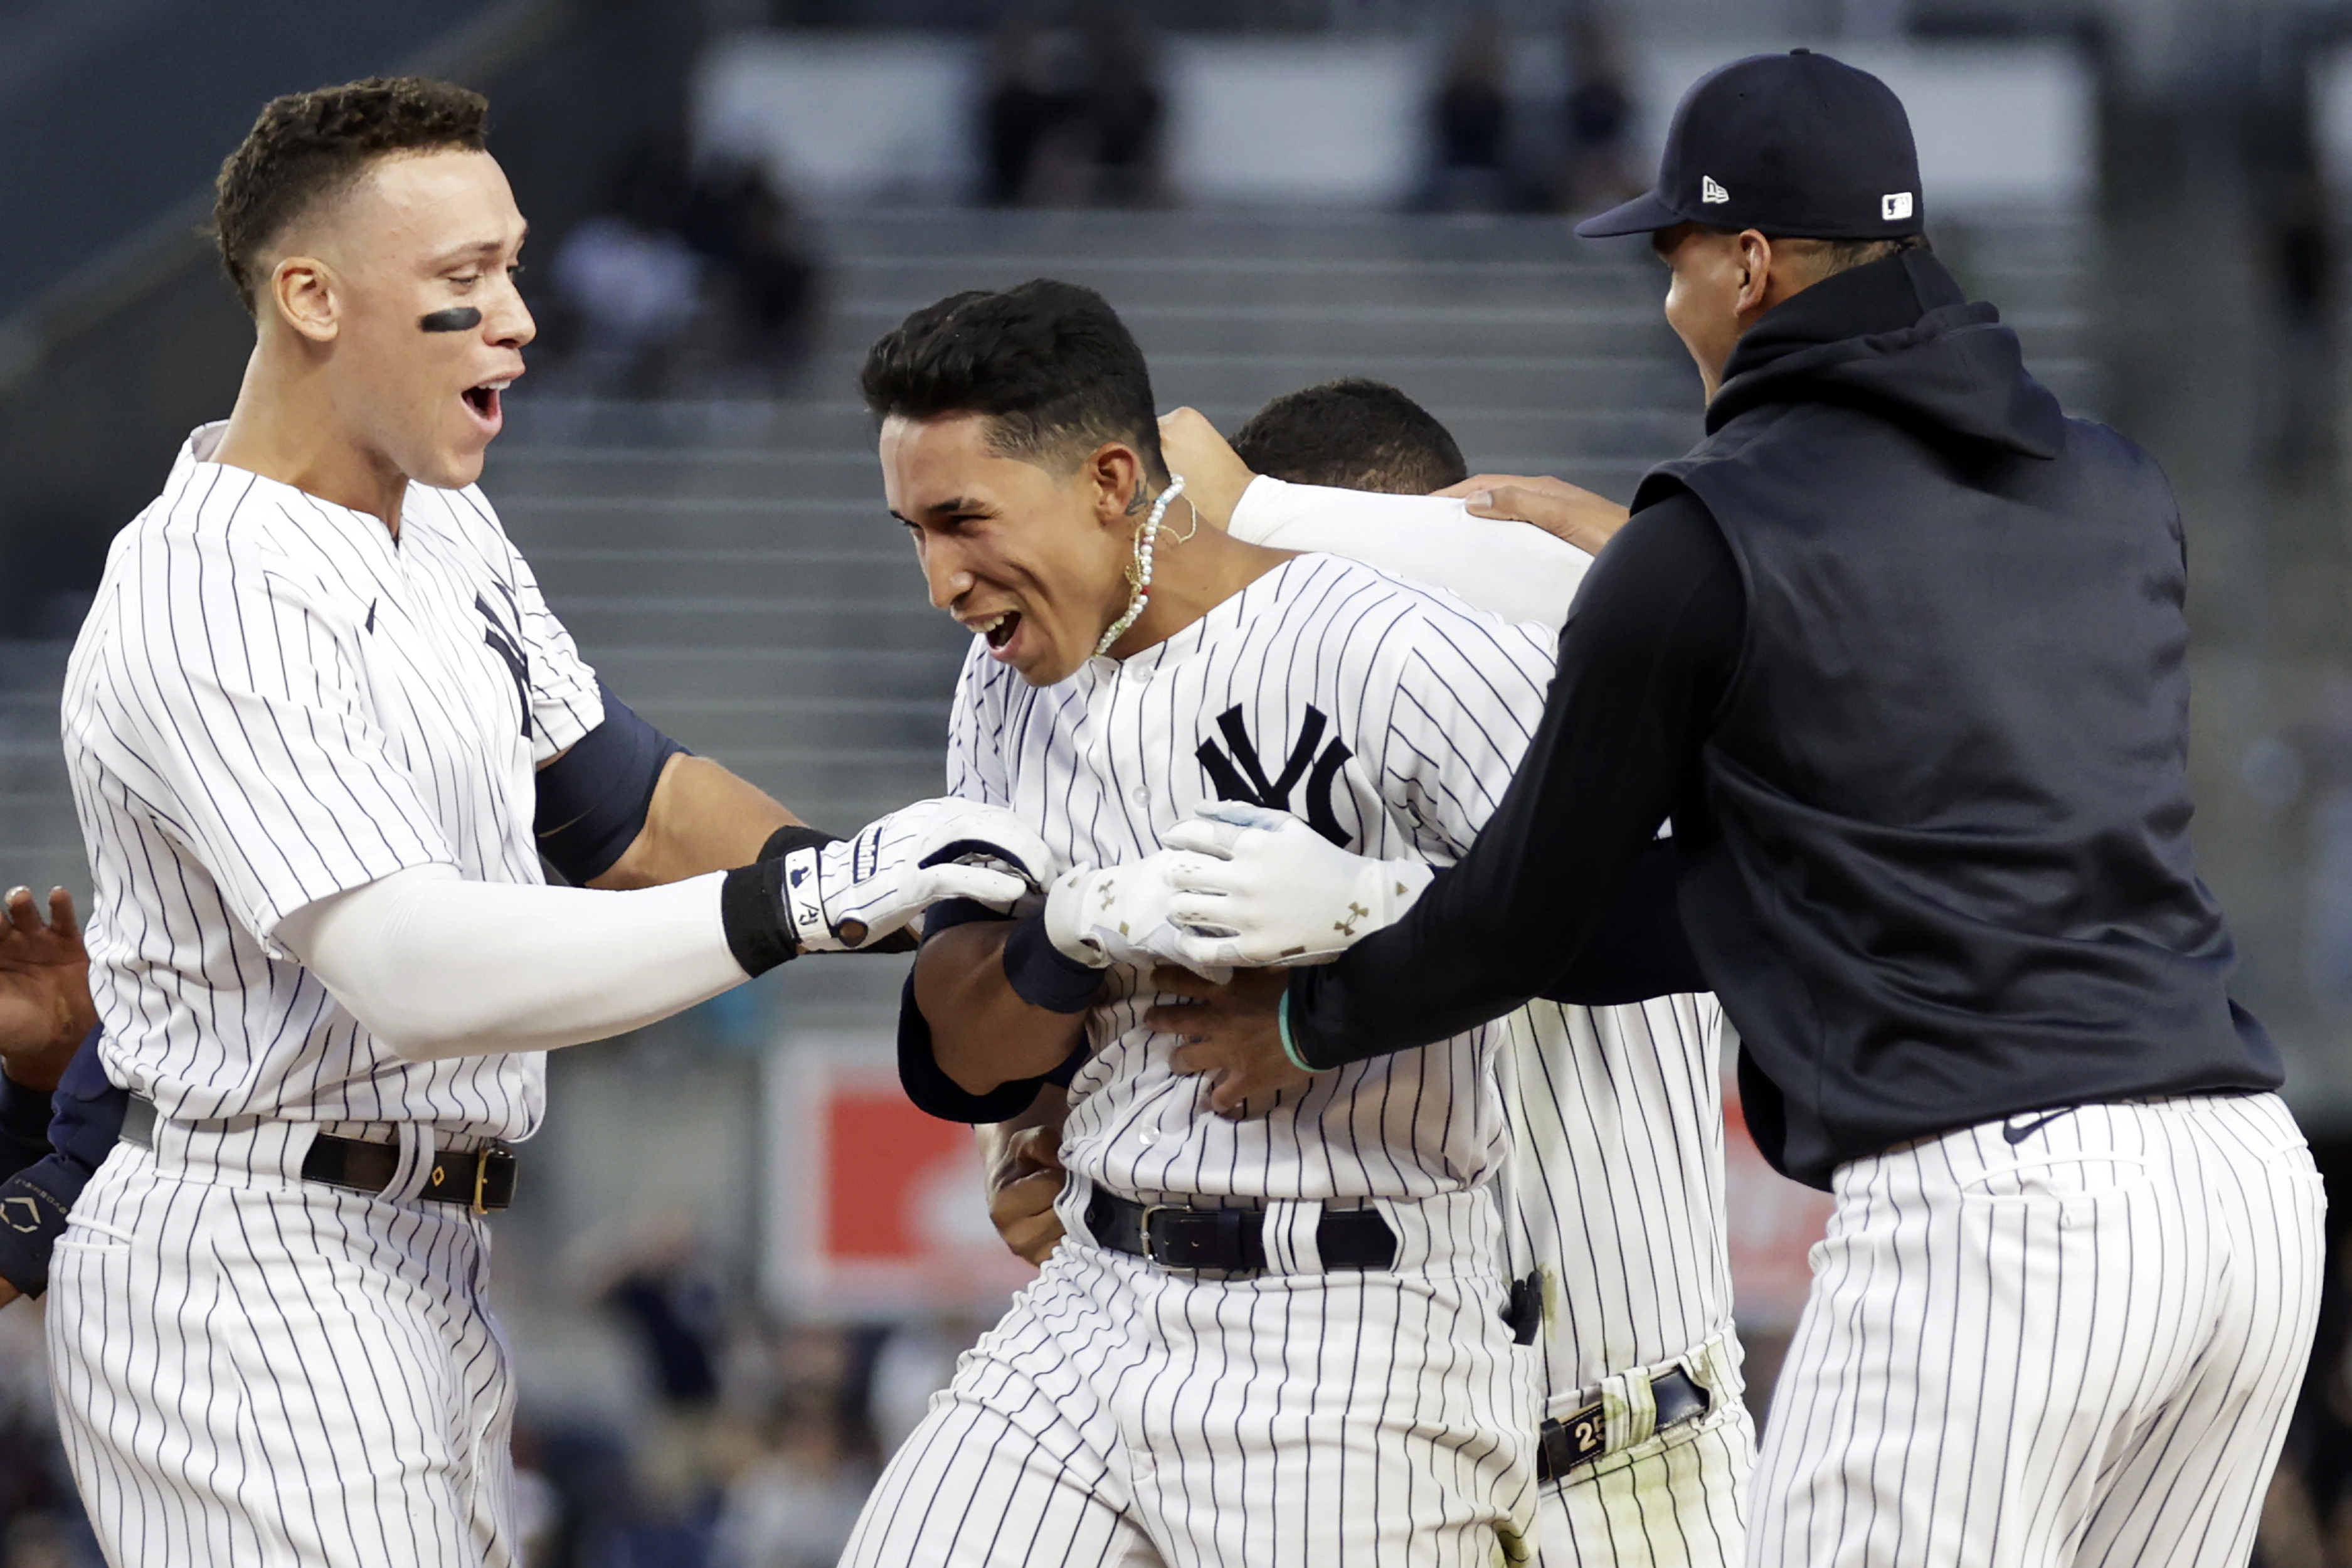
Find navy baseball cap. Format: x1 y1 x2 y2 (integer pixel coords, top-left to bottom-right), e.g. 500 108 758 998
1576 50 1924 240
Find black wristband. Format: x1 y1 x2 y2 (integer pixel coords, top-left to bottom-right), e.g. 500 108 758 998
1002 914 1104 1014
757 823 839 862
721 861 798 977
719 825 845 977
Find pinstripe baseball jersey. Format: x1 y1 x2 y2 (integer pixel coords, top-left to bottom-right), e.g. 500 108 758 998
949 551 1554 1201
60 423 601 1138
1229 480 1740 1407
1495 995 1734 1417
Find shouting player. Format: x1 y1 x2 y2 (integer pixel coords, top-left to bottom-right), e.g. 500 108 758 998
984 380 1752 1568
840 282 1553 1565
48 79 1046 1568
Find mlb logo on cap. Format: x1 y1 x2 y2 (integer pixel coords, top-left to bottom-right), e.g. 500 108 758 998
1577 50 1926 241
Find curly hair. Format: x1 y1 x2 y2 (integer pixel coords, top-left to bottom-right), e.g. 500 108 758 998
213 77 489 314
859 280 1167 483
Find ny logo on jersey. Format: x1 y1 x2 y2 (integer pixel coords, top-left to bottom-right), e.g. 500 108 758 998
1195 704 1353 846
475 587 531 738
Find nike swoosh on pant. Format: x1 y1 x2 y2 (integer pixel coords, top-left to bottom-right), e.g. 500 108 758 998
2003 1108 2079 1145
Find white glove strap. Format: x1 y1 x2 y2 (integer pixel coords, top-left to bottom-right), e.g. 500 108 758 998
1043 870 1116 968
780 844 833 950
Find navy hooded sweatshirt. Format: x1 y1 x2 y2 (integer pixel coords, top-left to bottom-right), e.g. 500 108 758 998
1284 248 2280 1189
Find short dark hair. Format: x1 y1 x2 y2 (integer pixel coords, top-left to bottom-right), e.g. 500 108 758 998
1776 230 1932 283
214 77 490 314
859 279 1166 482
1229 379 1468 495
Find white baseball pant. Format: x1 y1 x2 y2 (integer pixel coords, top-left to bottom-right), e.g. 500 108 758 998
46 1116 517 1567
1750 1091 2324 1568
1535 1327 1752 1568
837 1184 1542 1567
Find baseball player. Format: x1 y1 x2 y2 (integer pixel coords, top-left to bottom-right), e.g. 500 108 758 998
982 382 1752 1568
840 280 1559 1566
49 78 1047 1568
1153 52 2323 1568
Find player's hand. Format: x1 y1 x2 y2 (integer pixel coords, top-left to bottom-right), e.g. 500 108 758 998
1156 407 1254 531
1041 854 1229 980
1149 965 1310 1118
1434 473 1630 556
1155 803 1433 970
979 1116 1069 1266
783 799 1059 953
0 886 97 1093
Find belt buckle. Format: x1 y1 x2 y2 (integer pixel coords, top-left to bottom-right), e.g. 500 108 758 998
474 1143 516 1214
1138 1204 1179 1265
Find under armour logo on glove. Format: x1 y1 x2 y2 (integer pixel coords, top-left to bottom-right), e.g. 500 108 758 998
1196 705 1353 847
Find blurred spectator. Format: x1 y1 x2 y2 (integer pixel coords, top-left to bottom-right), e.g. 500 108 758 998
0 1309 95 1568
544 137 821 396
709 1394 866 1568
680 160 822 375
864 1315 988 1458
1422 9 1520 213
983 13 1068 205
977 6 1165 209
1552 5 1643 217
1072 6 1165 206
548 140 706 396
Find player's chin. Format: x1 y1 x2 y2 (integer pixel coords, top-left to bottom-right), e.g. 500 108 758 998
415 431 492 491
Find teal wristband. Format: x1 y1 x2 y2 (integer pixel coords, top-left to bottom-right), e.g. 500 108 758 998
1277 988 1318 1074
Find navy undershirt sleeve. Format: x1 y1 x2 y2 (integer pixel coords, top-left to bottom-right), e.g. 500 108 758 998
897 899 1089 1123
1287 492 1743 1066
534 680 688 886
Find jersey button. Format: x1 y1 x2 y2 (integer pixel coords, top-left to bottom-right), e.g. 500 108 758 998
1130 785 1150 806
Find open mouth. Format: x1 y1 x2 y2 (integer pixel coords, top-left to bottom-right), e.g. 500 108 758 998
972 609 1022 654
461 379 511 428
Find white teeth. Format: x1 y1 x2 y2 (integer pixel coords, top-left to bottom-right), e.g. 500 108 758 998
478 380 511 392
973 613 1007 633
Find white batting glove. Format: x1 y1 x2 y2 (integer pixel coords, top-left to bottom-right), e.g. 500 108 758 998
1155 802 1434 968
784 798 1057 952
1041 856 1214 975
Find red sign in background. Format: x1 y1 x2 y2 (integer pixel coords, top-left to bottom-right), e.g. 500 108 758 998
766 1038 1038 1316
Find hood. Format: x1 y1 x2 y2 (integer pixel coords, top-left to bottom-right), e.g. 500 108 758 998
1705 250 2067 460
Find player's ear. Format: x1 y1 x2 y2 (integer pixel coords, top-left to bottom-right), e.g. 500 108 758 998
1086 442 1146 528
268 255 341 345
1735 231 1776 317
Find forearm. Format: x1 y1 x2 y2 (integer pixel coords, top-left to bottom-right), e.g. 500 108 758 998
1228 476 1592 630
593 755 797 889
914 922 1091 1095
279 865 750 1061
977 1082 1070 1180
1286 495 1740 1065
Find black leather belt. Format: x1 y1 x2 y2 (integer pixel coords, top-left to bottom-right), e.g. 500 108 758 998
1085 1188 1396 1273
1537 1367 1712 1483
120 1098 516 1214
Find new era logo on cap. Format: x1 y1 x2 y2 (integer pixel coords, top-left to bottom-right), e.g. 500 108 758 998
1702 176 1730 204
1882 191 1913 221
